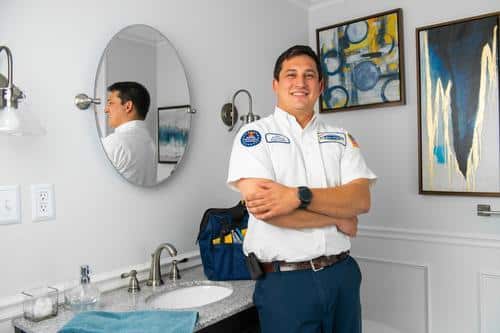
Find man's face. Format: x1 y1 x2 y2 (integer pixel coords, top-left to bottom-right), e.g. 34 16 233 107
104 91 132 129
272 55 323 114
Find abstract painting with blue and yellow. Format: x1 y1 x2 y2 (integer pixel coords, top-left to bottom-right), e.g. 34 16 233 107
316 9 404 112
418 14 499 194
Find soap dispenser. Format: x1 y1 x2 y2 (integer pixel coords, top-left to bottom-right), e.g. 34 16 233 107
64 265 100 311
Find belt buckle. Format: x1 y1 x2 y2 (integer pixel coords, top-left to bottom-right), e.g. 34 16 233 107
310 259 324 272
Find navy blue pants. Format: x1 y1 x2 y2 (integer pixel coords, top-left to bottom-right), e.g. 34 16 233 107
253 256 362 333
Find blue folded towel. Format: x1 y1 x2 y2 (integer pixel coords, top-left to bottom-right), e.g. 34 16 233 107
58 310 198 333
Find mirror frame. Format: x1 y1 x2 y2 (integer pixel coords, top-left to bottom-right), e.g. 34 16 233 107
93 24 193 187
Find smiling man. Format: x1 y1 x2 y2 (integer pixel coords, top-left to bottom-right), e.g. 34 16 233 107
102 81 157 186
227 45 377 333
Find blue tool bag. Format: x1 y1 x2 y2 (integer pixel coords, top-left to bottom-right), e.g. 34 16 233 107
197 201 251 280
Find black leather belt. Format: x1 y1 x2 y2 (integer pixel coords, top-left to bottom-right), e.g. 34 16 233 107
261 251 349 273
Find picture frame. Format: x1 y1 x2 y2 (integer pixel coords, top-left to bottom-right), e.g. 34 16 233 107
316 8 405 113
417 12 500 196
157 105 190 164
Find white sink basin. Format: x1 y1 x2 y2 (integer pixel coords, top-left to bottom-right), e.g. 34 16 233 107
147 282 233 309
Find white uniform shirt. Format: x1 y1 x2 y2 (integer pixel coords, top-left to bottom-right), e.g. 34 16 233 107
102 120 157 186
227 107 377 262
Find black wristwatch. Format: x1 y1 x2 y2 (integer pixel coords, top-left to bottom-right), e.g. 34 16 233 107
297 186 312 209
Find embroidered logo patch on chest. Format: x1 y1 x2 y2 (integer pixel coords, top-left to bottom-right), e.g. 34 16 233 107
318 132 346 145
241 130 262 147
265 133 290 144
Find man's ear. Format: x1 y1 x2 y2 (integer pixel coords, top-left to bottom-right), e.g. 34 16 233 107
272 79 279 93
319 78 325 94
124 100 134 113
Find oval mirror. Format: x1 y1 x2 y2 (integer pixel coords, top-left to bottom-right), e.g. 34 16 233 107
94 24 191 186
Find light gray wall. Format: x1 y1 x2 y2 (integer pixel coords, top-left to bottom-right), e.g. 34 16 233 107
309 1 500 332
156 40 191 180
156 41 189 108
0 1 307 330
105 36 158 138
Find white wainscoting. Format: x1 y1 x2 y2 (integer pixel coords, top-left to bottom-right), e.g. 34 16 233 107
479 270 500 333
356 225 500 333
356 256 430 333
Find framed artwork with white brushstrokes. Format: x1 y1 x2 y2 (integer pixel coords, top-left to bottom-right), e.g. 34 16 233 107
316 8 405 112
417 12 500 196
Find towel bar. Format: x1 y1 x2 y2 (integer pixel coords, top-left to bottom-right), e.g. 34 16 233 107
477 204 500 217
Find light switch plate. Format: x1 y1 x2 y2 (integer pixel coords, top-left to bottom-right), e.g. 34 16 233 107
0 185 21 225
31 184 56 222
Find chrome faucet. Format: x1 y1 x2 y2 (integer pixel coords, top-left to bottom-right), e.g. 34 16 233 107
147 243 178 286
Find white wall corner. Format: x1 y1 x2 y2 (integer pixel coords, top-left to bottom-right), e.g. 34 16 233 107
287 0 311 10
287 0 346 11
309 0 346 11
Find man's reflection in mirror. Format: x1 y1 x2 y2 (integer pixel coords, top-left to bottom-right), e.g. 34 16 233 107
102 82 157 186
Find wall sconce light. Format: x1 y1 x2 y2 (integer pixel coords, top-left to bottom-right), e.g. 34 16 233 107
221 89 260 132
0 46 45 136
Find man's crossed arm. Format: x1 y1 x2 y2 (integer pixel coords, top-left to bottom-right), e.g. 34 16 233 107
235 178 371 237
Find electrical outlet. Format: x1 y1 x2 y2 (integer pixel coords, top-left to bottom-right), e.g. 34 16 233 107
0 185 21 225
31 184 55 222
39 191 49 202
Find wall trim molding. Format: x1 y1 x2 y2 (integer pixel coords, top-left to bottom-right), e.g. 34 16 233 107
358 225 500 249
355 255 431 333
0 250 201 323
478 270 500 333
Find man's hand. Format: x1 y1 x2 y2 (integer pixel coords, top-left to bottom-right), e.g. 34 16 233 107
245 180 300 220
336 216 358 237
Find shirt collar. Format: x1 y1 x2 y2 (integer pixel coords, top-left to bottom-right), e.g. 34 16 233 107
114 120 147 133
273 106 318 132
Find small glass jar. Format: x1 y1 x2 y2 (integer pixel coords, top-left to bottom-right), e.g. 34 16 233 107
22 286 58 322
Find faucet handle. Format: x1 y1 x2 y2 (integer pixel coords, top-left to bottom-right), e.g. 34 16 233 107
121 270 140 293
167 258 189 281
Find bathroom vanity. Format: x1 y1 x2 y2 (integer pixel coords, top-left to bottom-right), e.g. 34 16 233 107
12 265 259 333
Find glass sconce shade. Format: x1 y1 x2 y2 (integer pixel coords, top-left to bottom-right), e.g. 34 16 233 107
0 105 46 136
0 46 45 136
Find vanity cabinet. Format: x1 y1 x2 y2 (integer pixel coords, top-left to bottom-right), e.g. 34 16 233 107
197 306 260 333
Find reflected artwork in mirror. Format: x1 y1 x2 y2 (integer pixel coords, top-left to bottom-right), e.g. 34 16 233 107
94 24 191 186
158 105 190 164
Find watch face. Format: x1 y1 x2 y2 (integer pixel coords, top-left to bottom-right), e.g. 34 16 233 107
299 186 312 204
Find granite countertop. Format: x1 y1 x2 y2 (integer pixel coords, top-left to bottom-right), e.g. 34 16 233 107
12 265 255 332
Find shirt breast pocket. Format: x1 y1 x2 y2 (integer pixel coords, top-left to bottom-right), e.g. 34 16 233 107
268 142 302 182
319 142 343 186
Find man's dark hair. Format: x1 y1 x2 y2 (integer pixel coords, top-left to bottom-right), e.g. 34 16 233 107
273 45 323 82
107 81 151 120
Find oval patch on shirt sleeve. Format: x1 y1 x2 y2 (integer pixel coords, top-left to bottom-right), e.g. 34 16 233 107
265 133 290 144
318 132 346 145
241 130 262 147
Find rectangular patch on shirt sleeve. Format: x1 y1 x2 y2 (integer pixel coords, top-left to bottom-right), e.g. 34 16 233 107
318 132 346 145
265 133 290 144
